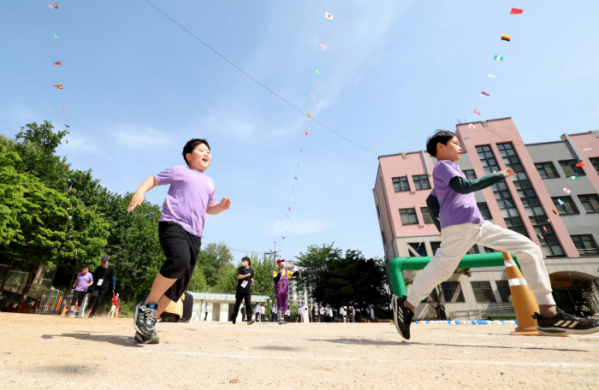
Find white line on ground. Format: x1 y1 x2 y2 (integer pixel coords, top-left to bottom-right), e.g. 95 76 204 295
140 349 599 368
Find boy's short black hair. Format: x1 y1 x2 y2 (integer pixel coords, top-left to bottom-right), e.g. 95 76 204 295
182 139 210 166
82 264 90 270
426 130 457 157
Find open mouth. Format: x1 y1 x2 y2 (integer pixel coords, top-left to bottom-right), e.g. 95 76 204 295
202 158 209 163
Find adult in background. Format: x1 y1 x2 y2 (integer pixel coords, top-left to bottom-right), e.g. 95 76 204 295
311 304 316 323
88 256 116 318
298 303 304 323
272 303 278 323
260 303 266 322
254 303 261 322
204 302 209 321
67 264 93 317
319 304 325 323
272 258 301 325
231 256 255 325
438 302 447 321
369 304 376 322
340 306 346 323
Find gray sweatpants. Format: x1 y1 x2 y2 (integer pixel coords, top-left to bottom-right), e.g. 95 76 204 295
407 222 555 307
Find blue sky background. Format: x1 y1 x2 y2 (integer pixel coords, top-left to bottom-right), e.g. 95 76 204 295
2 0 599 261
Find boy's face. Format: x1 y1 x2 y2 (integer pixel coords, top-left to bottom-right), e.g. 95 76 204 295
81 268 89 274
186 143 212 172
437 136 462 162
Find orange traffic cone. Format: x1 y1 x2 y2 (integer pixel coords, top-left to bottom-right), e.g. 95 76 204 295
503 252 541 336
60 301 67 316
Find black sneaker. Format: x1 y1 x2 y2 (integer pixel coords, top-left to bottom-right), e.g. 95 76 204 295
134 302 158 340
533 308 599 336
392 295 414 340
247 319 255 325
134 331 159 345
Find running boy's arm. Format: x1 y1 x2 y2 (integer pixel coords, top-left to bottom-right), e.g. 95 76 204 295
127 176 160 212
273 270 281 283
425 194 442 232
206 198 231 215
448 169 515 194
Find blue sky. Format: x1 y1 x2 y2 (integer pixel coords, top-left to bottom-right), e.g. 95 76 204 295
2 0 599 261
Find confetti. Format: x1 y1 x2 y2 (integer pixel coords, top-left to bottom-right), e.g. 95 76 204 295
538 234 544 239
543 226 547 232
570 176 578 180
49 2 58 9
552 209 558 215
510 8 523 15
291 197 295 201
300 148 303 152
583 148 592 151
557 199 564 205
575 163 585 167
54 85 63 89
310 93 316 99
303 131 308 136
315 70 321 74
61 105 65 111
306 113 310 118
297 163 299 167
65 124 70 128
53 61 61 66
320 43 327 50
481 91 490 97
474 109 481 115
54 34 60 39
294 176 297 180
65 139 68 144
325 11 333 20
469 124 476 129
288 207 291 211
563 188 571 194
464 137 470 140
488 74 497 78
282 237 285 240
501 35 511 42
494 55 504 61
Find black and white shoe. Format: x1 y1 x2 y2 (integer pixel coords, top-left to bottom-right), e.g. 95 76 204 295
533 308 599 336
134 301 159 342
392 295 414 340
134 331 159 345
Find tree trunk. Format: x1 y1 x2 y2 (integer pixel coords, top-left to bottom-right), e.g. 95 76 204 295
18 264 40 305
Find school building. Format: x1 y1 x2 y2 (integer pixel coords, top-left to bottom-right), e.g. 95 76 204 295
374 117 599 320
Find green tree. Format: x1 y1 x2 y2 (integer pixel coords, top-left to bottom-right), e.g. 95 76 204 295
0 145 109 303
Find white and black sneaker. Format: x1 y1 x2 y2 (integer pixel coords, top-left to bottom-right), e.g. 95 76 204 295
392 296 414 340
134 331 159 344
134 301 159 343
533 308 599 336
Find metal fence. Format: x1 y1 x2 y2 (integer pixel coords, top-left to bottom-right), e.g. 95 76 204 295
38 289 65 314
450 305 515 320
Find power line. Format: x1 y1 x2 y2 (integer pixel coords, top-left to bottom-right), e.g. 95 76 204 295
143 0 378 156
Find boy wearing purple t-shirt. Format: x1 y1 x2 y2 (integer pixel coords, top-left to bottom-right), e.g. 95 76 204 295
128 139 231 344
67 265 93 317
392 130 599 339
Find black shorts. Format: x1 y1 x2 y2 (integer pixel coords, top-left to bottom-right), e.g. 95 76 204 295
72 290 87 306
158 221 201 303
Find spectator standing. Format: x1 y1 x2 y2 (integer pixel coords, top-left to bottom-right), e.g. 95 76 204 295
285 309 291 323
298 304 304 323
67 265 93 317
438 302 447 321
339 306 346 323
88 256 116 318
254 303 261 322
311 304 316 323
231 256 255 325
369 304 376 322
272 303 278 322
260 303 266 322
107 292 120 318
204 302 209 321
319 304 325 323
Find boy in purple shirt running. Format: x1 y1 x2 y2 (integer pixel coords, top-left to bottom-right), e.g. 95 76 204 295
128 139 231 344
67 264 93 317
392 130 599 339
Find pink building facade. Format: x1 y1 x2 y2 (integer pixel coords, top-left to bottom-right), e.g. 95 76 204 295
374 118 599 319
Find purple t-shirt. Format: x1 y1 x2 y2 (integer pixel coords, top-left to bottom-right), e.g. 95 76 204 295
75 272 93 292
432 160 485 229
154 166 218 238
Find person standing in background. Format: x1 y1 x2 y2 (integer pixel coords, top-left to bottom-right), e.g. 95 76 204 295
88 256 116 319
272 303 278 323
204 302 209 321
231 256 255 325
260 303 266 322
319 304 325 323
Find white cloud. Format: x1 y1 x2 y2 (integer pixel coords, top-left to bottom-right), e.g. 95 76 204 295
112 124 171 147
265 218 333 236
59 132 108 158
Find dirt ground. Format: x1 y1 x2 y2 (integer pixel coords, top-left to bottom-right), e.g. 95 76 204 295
1 314 599 390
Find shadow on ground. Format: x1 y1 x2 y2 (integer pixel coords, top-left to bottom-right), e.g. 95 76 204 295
42 333 142 348
255 345 302 352
309 338 586 353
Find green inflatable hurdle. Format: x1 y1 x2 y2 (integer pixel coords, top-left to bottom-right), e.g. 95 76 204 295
388 252 519 297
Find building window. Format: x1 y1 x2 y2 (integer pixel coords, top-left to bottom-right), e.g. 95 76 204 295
495 280 511 303
559 160 586 177
430 242 441 256
441 282 466 303
552 196 578 215
571 235 599 256
412 175 431 190
591 158 599 174
579 194 599 213
408 243 427 257
472 281 497 303
463 169 477 180
496 143 564 257
476 145 528 237
534 162 560 179
466 245 480 254
484 247 499 253
399 208 418 225
381 231 386 245
392 177 410 192
421 207 433 224
477 202 492 220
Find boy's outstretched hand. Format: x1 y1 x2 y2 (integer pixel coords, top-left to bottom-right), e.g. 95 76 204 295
128 193 144 213
220 197 231 210
496 168 516 179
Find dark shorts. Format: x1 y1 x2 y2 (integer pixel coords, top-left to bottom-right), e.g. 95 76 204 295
158 221 201 303
72 290 87 306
